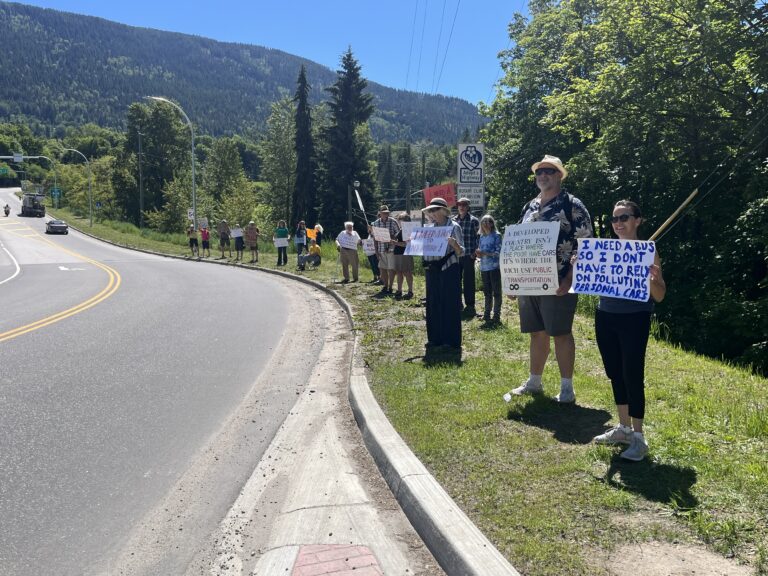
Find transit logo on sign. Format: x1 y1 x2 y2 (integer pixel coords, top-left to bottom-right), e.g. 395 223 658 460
458 143 484 185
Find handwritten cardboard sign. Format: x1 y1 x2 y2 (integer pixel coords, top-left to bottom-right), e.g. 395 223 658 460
337 232 360 250
571 238 655 301
362 238 376 256
501 222 560 296
371 227 391 242
405 226 452 257
273 238 289 248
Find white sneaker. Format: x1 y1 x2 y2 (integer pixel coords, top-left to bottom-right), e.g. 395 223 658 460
621 434 649 461
504 380 544 402
555 387 575 403
593 425 633 445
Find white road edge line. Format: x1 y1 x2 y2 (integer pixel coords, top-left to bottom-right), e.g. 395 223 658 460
0 240 21 285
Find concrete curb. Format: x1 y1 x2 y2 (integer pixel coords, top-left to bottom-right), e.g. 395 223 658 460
64 224 518 575
348 344 520 576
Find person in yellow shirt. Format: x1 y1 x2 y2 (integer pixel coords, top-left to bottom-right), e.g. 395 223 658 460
298 238 322 270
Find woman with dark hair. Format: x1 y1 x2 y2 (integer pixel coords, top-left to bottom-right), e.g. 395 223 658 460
273 220 289 266
294 221 307 265
591 200 666 461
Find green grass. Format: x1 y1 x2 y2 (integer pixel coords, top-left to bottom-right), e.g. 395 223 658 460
58 213 767 575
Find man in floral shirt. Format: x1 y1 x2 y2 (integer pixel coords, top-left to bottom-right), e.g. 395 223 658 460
504 155 593 404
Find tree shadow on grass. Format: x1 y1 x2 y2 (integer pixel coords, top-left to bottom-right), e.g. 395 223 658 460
506 395 613 444
604 455 698 508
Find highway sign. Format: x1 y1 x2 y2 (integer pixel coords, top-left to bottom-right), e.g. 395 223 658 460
13 153 23 163
51 187 62 198
0 167 8 175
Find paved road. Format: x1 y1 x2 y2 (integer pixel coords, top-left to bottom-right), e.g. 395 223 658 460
0 189 321 575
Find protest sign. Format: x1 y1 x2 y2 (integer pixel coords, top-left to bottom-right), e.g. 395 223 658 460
405 226 452 257
337 232 360 250
422 183 457 207
571 238 655 302
400 221 418 240
371 227 391 242
362 238 376 256
306 228 316 240
230 227 243 238
501 222 560 296
273 238 289 248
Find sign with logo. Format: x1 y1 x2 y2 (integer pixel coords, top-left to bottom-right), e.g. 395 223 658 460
501 222 560 296
187 208 194 221
51 187 62 198
422 183 456 207
457 143 485 209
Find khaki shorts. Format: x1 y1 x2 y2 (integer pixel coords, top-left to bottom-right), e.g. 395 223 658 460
378 251 395 270
393 254 414 272
518 293 578 336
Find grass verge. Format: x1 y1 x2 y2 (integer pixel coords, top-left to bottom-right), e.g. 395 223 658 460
57 212 768 575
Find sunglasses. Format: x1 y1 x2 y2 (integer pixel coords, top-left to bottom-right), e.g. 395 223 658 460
609 214 636 223
534 167 559 176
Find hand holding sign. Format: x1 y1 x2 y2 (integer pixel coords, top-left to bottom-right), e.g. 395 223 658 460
501 222 560 296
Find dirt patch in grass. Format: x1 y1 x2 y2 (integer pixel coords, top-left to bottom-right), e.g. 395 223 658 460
602 541 752 575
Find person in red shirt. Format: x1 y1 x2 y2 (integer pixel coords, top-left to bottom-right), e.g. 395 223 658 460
200 225 211 258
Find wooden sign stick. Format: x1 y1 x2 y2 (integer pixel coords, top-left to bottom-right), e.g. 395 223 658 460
649 188 700 241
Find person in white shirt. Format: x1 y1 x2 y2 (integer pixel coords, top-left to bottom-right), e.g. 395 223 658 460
335 221 362 283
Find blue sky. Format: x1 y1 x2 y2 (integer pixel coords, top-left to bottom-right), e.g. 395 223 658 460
21 0 527 104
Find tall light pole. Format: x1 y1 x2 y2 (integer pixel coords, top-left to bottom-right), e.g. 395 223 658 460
64 148 92 227
145 96 197 230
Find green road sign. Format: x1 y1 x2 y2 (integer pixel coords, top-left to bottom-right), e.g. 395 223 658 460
51 187 62 198
0 167 8 174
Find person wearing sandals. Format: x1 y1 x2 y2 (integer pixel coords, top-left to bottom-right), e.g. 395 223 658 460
590 200 666 461
475 214 502 324
392 212 414 300
422 197 464 352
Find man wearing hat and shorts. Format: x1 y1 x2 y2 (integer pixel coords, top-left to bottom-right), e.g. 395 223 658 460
504 155 593 403
453 197 480 317
368 205 400 297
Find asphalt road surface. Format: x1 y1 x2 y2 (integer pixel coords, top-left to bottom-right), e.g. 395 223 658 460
0 189 325 575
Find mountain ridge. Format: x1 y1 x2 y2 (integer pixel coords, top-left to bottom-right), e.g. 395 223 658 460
0 1 483 143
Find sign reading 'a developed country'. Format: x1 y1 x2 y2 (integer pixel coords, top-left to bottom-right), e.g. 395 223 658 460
501 222 560 296
571 238 655 302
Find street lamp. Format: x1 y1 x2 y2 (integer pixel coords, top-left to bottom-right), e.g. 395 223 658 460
348 179 360 221
145 96 197 230
64 148 92 227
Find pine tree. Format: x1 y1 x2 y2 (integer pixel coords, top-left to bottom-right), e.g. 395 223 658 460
292 66 316 226
318 49 375 235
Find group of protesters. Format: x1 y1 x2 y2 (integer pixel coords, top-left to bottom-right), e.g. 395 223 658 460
184 153 666 462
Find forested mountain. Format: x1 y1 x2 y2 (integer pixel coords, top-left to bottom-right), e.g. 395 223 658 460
0 2 482 142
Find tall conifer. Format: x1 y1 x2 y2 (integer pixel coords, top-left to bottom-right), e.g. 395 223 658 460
292 66 316 226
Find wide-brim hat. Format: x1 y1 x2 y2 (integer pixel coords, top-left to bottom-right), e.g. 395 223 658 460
422 197 451 214
457 197 471 205
378 205 390 214
531 154 568 180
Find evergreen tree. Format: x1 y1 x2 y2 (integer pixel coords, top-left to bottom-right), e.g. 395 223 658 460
318 49 375 234
293 66 316 226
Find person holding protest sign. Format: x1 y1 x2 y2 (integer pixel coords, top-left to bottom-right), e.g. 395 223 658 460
200 224 211 258
336 221 362 283
476 214 502 324
187 224 199 258
422 197 465 352
273 220 289 266
294 221 308 263
245 221 260 263
368 205 400 297
217 219 232 259
453 197 480 317
589 200 666 461
392 213 415 300
504 155 593 403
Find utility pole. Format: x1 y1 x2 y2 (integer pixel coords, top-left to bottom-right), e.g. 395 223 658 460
137 130 144 229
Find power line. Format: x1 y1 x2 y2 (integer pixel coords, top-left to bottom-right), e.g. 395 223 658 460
434 0 462 94
405 0 420 90
415 0 429 92
431 0 449 94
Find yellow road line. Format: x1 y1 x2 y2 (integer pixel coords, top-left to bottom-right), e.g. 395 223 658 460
0 232 122 343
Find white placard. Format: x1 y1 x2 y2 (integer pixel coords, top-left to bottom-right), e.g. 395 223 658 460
400 221 418 240
571 238 655 301
337 232 360 250
501 222 560 296
371 227 391 242
362 238 376 256
405 226 452 257
230 227 243 238
273 238 289 248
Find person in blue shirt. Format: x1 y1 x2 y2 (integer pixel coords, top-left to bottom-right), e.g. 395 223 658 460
475 214 502 324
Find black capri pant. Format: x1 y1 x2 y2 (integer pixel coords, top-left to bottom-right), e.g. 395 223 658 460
595 310 652 420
